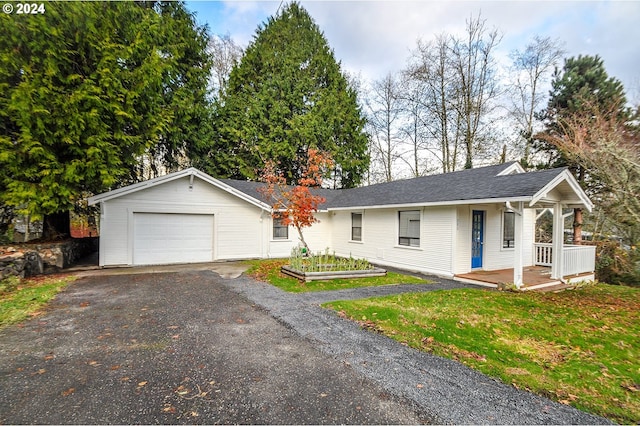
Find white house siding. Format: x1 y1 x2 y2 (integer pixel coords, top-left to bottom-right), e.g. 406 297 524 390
98 176 265 266
266 212 333 258
454 204 536 274
454 206 471 274
330 207 455 276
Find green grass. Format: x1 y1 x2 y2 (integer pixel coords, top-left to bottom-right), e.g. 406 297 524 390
0 274 75 328
323 284 639 424
245 259 432 292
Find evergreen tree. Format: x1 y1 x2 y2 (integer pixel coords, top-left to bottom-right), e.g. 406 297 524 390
535 54 629 244
147 1 213 176
0 1 212 227
202 2 368 188
536 55 628 168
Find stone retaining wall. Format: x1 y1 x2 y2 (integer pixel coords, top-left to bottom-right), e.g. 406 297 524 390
0 238 98 279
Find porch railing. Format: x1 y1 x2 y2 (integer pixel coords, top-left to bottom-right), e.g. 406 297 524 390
534 243 596 276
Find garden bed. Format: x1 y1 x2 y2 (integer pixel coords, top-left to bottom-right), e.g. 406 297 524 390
282 250 387 282
281 264 387 282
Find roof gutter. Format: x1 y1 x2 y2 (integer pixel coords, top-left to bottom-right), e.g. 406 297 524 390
326 196 532 211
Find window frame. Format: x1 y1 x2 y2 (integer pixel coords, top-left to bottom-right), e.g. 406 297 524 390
398 210 421 247
351 212 363 242
272 216 289 240
502 211 516 249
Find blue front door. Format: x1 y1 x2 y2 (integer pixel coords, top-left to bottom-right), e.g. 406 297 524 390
471 210 484 268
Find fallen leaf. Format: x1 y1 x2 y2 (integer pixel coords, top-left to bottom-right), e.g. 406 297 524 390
621 383 639 392
62 388 75 396
44 354 54 361
320 393 328 398
120 377 130 382
79 302 90 308
162 405 177 414
110 365 121 371
88 360 100 366
167 325 179 330
417 384 424 389
138 381 148 387
172 334 180 339
36 369 46 375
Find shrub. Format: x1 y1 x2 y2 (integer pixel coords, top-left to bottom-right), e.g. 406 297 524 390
595 240 640 286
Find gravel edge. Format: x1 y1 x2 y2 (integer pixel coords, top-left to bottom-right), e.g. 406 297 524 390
222 274 613 425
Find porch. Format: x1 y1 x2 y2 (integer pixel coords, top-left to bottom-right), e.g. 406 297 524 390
455 244 596 291
455 266 595 291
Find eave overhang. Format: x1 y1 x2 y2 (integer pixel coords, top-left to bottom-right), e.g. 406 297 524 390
87 168 272 211
529 169 593 212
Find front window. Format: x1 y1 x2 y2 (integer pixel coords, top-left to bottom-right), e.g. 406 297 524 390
351 213 362 241
398 210 420 247
503 211 515 248
273 217 288 240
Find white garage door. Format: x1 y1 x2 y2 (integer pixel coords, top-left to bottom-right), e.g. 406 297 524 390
133 213 214 265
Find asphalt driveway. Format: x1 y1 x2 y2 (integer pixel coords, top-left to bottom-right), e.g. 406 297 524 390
0 271 428 424
0 267 609 424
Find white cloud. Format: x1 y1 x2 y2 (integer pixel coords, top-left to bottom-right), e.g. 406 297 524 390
187 0 640 94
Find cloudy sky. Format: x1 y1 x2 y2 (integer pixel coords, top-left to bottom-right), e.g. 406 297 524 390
185 0 640 101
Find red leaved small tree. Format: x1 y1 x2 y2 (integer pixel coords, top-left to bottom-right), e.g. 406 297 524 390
259 148 333 252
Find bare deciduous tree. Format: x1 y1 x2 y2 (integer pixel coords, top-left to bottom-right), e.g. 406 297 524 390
509 36 565 167
404 14 501 172
397 76 432 177
365 73 404 182
405 35 461 173
209 33 243 97
449 13 502 169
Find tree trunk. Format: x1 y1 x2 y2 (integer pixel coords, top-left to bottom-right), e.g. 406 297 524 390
296 225 310 254
573 207 583 245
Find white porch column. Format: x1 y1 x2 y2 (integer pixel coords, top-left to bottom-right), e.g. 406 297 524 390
513 202 524 288
551 202 564 280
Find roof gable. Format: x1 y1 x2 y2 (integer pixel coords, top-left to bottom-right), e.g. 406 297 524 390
88 168 272 211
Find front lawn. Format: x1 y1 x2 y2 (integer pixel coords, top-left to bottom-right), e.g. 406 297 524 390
245 259 432 292
323 284 639 424
0 275 75 328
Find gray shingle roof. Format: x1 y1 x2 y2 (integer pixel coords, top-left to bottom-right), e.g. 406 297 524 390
218 179 344 206
219 162 568 210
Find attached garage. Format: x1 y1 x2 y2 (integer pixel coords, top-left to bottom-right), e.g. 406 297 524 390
132 213 214 265
88 168 273 267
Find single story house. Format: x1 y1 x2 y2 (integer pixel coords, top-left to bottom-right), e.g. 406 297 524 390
88 161 596 289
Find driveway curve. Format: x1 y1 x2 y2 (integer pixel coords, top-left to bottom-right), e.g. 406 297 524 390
1 266 610 424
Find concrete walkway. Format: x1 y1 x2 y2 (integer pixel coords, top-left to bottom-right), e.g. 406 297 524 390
71 260 250 279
